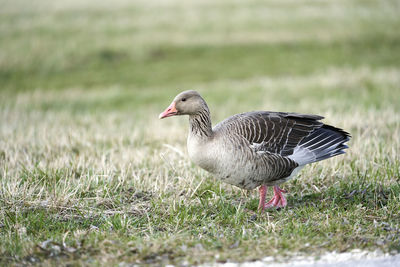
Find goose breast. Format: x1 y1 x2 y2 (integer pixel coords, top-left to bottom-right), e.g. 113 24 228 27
188 130 296 190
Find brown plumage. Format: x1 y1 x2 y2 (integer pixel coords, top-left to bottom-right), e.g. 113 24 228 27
159 90 350 210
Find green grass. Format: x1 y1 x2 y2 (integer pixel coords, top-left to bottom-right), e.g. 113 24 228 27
2 34 400 91
1 0 400 266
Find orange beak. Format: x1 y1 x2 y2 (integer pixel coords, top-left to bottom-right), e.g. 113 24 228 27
159 102 178 119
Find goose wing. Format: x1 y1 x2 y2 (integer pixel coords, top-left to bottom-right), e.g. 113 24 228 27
214 111 324 157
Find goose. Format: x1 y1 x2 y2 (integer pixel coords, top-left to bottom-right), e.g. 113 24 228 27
159 90 350 211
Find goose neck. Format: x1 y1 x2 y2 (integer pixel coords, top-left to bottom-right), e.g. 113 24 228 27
189 108 212 138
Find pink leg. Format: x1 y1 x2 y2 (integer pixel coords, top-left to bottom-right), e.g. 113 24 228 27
264 186 287 209
258 185 267 211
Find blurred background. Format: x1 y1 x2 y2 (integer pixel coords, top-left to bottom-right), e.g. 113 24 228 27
1 0 399 117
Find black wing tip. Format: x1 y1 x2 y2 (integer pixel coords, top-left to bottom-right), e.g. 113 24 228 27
322 124 351 140
298 123 351 164
341 144 349 150
314 149 347 162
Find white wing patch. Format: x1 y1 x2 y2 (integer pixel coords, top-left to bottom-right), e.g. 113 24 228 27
288 146 316 166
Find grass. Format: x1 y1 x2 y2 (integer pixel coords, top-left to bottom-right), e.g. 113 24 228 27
1 0 400 265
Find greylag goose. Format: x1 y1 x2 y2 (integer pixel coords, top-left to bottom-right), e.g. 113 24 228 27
159 90 350 211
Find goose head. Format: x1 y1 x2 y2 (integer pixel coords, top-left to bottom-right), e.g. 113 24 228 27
159 90 206 119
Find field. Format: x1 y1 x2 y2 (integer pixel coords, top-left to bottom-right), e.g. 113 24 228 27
1 0 400 265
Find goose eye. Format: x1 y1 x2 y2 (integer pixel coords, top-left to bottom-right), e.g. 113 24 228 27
181 98 186 102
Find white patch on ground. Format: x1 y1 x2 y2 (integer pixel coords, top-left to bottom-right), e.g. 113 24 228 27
204 250 400 267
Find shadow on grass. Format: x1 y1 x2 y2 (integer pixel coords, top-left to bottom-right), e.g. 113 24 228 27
289 182 392 210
